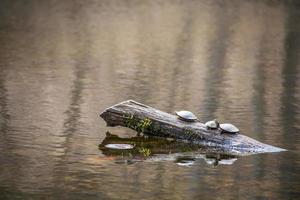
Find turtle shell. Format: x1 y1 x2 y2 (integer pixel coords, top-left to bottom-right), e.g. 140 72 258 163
220 123 239 133
175 111 198 122
205 120 219 129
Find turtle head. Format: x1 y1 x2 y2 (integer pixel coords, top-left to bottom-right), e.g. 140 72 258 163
213 119 220 128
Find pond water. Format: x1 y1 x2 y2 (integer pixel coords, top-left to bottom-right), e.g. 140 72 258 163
0 0 300 199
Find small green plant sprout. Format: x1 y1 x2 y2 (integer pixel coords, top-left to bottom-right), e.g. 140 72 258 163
137 147 151 157
137 118 152 133
125 115 152 133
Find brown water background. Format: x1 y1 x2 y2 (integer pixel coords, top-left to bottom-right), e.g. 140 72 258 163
0 0 300 199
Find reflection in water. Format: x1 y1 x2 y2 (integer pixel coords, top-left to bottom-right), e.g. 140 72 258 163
99 132 201 156
0 0 300 199
99 132 238 167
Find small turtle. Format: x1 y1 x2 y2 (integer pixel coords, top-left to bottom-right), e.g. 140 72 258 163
205 119 220 129
219 123 239 134
175 111 198 122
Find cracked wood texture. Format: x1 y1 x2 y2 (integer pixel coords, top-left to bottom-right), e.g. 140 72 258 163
100 100 286 155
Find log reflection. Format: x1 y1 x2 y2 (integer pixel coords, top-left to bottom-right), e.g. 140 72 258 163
99 132 238 166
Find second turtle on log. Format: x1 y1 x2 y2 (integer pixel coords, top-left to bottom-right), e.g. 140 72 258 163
205 119 220 129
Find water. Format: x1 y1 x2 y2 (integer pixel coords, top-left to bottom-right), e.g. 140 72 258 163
0 0 300 199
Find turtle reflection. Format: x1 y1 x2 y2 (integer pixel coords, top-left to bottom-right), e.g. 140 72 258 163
175 156 196 166
203 153 238 166
99 132 238 166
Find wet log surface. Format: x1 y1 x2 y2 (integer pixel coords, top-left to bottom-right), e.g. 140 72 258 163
100 100 286 155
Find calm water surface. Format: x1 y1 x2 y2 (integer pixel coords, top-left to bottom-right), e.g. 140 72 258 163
0 0 300 199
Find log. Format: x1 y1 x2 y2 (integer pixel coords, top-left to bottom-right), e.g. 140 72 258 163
99 100 286 155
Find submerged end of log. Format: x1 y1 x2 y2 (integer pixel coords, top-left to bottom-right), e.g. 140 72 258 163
100 100 286 156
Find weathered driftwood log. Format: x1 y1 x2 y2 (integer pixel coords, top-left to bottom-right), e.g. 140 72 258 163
100 100 286 155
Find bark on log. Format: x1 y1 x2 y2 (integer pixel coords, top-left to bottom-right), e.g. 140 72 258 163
100 100 286 155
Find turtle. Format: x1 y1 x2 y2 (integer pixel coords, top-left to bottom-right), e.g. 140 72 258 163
205 119 220 129
219 123 239 134
175 111 198 122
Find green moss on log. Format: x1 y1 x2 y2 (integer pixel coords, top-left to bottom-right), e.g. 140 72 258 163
125 115 153 133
